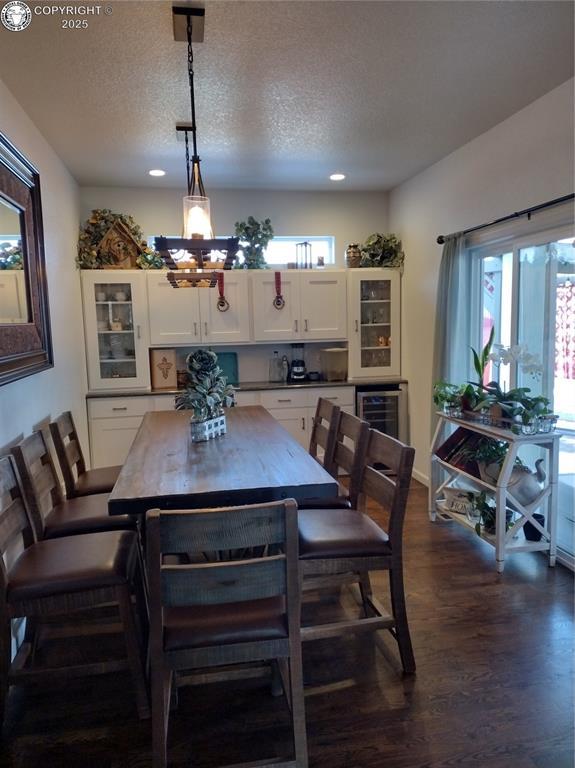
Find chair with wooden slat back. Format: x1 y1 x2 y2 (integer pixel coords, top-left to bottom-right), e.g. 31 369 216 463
308 397 341 475
0 456 149 726
11 430 134 540
298 427 416 674
49 411 121 498
146 499 308 768
300 409 369 510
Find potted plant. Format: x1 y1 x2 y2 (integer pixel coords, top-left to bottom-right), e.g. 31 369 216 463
467 491 512 536
175 350 235 441
433 381 463 415
360 233 404 268
234 216 274 269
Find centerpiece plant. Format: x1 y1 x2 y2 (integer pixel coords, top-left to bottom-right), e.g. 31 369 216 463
176 350 234 440
360 233 405 269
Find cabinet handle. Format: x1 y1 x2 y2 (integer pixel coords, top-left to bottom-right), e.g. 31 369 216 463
304 319 308 332
194 322 198 337
302 417 305 430
112 406 128 411
204 322 208 336
136 325 141 339
294 319 298 333
278 398 292 403
355 319 359 333
327 397 338 401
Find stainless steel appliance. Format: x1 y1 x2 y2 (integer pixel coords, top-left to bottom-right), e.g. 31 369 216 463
290 343 307 382
356 383 408 443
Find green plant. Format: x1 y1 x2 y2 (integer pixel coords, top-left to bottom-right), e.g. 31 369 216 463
0 241 23 270
234 216 274 269
433 381 463 409
136 246 164 270
471 325 495 383
467 491 511 536
175 349 234 421
463 437 524 470
360 233 404 268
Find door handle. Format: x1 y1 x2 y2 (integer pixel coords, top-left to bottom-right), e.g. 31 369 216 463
355 319 359 333
194 322 198 337
294 319 298 333
304 319 308 332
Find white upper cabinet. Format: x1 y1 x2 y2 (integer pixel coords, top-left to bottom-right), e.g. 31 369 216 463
300 271 347 340
147 272 201 346
347 268 401 379
81 270 150 391
251 271 301 341
147 271 249 346
199 271 251 344
251 270 347 342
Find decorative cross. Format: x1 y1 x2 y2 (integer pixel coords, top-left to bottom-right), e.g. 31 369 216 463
157 356 174 380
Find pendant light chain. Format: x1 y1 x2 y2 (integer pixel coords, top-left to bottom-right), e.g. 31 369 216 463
186 15 205 197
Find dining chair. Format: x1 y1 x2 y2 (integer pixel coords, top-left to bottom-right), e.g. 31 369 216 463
298 428 416 673
49 411 121 498
11 430 134 540
300 410 370 511
308 397 341 475
0 455 149 726
146 499 308 768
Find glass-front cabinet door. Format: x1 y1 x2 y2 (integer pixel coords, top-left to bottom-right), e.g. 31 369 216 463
81 271 150 390
347 268 401 378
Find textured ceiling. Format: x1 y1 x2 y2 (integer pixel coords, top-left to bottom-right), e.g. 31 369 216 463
0 0 572 191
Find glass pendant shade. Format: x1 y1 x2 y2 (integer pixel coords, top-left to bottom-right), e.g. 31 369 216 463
183 195 213 239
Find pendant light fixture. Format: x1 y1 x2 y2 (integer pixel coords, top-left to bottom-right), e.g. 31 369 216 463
174 6 212 239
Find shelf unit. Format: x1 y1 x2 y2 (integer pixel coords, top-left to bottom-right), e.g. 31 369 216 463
429 412 561 573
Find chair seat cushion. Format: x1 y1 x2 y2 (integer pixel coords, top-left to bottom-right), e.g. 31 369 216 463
7 530 137 604
163 597 288 651
298 508 391 559
298 495 352 511
74 465 122 497
44 493 135 538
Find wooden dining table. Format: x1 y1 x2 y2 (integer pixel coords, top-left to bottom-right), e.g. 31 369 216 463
108 405 339 516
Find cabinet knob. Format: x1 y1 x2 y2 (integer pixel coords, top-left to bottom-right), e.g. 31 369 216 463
112 406 128 411
294 319 298 333
355 319 359 333
304 319 309 332
301 417 305 430
136 325 141 339
204 322 208 336
194 322 198 336
278 399 292 403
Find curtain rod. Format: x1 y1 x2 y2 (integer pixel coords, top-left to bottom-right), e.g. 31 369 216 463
436 193 575 245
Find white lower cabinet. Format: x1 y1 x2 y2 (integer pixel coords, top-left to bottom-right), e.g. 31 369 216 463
267 407 310 449
88 396 154 468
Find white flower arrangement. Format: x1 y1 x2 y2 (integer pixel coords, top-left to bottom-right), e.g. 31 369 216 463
488 344 543 379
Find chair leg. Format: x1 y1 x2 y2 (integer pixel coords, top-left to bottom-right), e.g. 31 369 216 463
0 615 11 729
152 665 172 768
389 566 416 674
116 585 150 719
357 571 374 617
287 643 308 768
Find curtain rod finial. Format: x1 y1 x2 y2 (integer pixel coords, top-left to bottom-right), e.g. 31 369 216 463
437 235 445 245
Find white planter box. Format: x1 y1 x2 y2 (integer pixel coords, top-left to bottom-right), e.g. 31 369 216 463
190 414 227 442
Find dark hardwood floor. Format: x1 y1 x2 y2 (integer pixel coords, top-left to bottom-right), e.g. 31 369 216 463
1 482 573 768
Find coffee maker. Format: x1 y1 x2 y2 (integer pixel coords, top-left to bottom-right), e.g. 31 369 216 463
289 343 307 382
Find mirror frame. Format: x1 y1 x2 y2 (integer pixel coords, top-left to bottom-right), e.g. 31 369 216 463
0 131 52 386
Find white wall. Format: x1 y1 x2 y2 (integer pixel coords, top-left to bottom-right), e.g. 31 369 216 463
0 78 87 453
79 187 388 267
389 78 575 483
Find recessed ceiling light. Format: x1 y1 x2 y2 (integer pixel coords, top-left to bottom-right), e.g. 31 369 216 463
329 173 346 181
148 169 166 177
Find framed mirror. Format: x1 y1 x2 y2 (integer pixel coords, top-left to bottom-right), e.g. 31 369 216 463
0 132 52 386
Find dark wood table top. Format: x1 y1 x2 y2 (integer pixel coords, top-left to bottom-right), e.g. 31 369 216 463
109 406 338 515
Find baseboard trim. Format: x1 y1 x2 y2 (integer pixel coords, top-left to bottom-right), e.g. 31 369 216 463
412 468 429 487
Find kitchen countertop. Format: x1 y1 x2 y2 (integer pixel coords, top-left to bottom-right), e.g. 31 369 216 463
86 378 407 398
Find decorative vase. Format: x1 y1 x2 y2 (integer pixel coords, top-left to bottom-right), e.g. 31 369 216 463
345 244 362 268
190 413 227 443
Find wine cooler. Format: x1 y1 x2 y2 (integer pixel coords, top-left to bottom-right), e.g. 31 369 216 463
356 383 408 443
